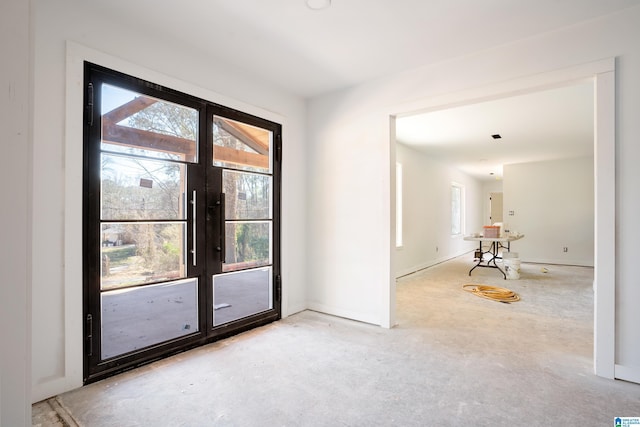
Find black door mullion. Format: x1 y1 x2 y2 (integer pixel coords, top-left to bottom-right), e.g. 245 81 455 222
187 161 207 336
206 169 224 274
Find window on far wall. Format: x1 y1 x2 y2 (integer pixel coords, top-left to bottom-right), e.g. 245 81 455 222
396 162 403 247
451 183 464 236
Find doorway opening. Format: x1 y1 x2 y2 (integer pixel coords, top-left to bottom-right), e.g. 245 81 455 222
390 63 615 378
489 192 503 225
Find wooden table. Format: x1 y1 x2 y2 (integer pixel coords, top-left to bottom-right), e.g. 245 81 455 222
463 234 524 279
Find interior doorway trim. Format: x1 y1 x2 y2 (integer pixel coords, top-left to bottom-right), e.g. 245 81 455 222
388 58 616 379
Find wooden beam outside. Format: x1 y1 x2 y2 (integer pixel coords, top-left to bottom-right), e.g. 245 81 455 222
214 117 270 155
103 123 196 159
102 122 268 169
214 145 269 169
101 97 270 169
103 96 158 125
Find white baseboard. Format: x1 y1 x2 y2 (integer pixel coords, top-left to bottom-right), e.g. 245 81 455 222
306 302 381 326
395 250 473 278
615 364 640 384
520 257 594 267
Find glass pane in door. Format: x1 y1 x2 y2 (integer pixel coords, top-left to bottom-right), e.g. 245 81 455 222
100 222 186 290
212 115 271 173
223 222 271 272
101 278 199 359
223 170 271 220
213 268 272 326
101 84 198 163
101 153 187 220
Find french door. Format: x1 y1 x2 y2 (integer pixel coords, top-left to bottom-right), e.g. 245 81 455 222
83 63 281 383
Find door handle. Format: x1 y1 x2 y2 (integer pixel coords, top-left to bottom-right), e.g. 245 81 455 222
191 190 196 266
216 193 226 263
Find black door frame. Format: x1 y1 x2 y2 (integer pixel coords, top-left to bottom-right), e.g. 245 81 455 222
83 62 281 383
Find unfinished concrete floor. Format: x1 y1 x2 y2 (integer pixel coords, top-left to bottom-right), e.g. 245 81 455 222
33 256 640 426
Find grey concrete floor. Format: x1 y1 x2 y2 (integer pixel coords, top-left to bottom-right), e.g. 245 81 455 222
33 256 640 426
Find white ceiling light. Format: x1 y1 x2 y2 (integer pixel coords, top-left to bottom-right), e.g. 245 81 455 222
306 0 331 10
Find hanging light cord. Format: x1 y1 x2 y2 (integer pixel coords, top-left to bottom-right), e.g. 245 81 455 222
462 284 520 303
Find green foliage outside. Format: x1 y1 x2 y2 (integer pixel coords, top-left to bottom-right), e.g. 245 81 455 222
234 223 269 264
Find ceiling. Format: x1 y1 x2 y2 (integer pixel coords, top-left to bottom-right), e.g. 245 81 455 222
86 1 633 181
87 0 640 98
395 82 595 181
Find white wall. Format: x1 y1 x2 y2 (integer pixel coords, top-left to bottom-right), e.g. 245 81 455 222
31 0 308 402
1 0 32 423
395 143 482 277
305 104 391 325
503 157 594 266
394 148 594 274
306 6 640 381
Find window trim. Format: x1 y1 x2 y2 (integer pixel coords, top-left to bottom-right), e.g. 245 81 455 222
395 162 403 248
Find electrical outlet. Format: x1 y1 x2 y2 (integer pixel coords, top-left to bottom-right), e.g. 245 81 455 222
563 247 568 252
508 210 515 216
